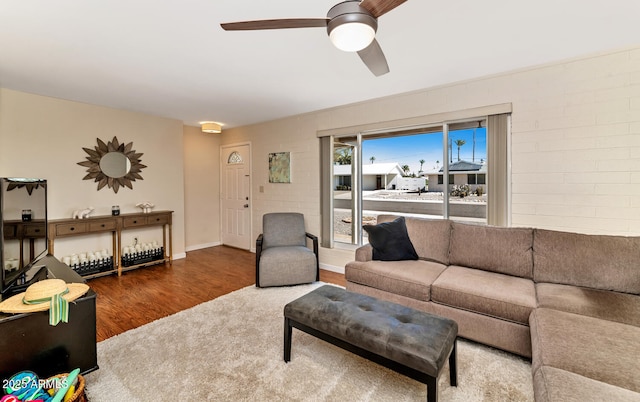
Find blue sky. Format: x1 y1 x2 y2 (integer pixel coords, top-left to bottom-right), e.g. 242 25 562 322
362 128 487 175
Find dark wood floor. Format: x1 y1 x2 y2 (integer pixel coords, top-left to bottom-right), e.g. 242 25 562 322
88 245 346 342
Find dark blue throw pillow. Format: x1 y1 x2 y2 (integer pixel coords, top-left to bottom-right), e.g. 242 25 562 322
363 217 418 261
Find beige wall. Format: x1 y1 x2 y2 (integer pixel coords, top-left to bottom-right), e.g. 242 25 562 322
222 46 640 271
183 124 221 250
0 88 186 260
222 116 322 233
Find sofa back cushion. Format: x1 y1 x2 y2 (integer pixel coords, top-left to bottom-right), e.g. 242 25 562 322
376 215 451 265
262 212 306 248
449 222 534 279
533 229 640 294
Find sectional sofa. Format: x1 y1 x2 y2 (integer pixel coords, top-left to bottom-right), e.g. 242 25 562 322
345 215 640 401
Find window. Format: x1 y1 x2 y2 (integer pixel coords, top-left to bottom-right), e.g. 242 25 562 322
336 175 351 190
320 112 510 248
227 151 243 164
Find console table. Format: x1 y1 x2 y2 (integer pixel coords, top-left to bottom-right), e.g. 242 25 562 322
48 210 173 278
2 220 46 269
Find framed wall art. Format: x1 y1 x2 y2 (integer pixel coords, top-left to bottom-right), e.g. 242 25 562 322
268 152 291 183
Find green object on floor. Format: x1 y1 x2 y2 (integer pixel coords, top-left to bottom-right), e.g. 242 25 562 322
50 368 79 402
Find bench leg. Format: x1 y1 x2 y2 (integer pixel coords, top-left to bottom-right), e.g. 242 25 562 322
427 338 457 402
449 338 457 387
284 317 292 362
426 375 437 402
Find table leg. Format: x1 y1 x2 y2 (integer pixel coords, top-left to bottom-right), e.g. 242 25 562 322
167 223 173 265
116 228 122 276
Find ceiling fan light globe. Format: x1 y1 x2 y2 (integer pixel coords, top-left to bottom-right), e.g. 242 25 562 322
329 22 375 52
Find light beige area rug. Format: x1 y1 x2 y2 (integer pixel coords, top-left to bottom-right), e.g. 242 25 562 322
84 283 533 401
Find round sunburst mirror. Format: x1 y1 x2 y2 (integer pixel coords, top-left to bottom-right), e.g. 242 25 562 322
77 136 146 193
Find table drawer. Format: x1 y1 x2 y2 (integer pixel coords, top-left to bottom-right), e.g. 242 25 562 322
146 214 169 225
55 223 87 236
24 224 46 238
89 220 116 232
3 225 17 239
122 216 147 228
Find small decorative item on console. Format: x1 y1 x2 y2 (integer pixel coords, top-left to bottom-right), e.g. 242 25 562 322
71 207 94 219
21 209 32 222
135 201 154 213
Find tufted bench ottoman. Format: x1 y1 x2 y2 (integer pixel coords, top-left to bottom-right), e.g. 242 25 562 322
284 285 458 402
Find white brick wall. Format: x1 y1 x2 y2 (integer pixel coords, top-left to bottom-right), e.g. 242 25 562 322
508 49 640 234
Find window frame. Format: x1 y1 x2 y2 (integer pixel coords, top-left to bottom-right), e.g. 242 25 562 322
319 109 511 249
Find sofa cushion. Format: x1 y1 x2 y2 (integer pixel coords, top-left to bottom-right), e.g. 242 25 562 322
258 246 317 287
344 259 446 302
533 228 640 294
449 222 534 279
536 282 640 327
530 308 640 393
533 366 640 402
362 216 418 261
431 265 536 324
377 215 451 265
429 302 533 358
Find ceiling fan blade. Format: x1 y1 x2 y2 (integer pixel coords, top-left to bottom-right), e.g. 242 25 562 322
360 0 408 18
221 18 328 31
357 39 389 76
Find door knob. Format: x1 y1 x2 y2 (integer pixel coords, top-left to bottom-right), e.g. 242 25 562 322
244 204 249 208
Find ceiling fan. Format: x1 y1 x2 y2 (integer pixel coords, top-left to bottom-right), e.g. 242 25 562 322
220 0 408 77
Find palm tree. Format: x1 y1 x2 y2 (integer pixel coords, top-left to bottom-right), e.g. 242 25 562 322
333 148 352 165
418 159 425 173
369 156 376 164
401 164 410 176
455 139 466 161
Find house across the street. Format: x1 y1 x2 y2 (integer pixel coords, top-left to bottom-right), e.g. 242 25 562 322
426 160 486 192
334 163 405 191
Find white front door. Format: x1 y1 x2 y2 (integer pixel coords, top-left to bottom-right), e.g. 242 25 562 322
221 144 251 250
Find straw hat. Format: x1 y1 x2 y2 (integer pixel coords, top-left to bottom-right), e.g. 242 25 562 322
0 279 89 325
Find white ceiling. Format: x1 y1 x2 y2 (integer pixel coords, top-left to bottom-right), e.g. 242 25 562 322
1 1 639 129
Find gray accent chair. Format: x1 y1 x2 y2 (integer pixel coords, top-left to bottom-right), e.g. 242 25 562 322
256 213 319 287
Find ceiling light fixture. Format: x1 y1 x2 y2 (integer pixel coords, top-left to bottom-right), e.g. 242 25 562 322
201 122 222 134
327 2 377 52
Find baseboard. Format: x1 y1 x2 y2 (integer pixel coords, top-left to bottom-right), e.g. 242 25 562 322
173 252 187 260
320 263 344 274
185 242 222 252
